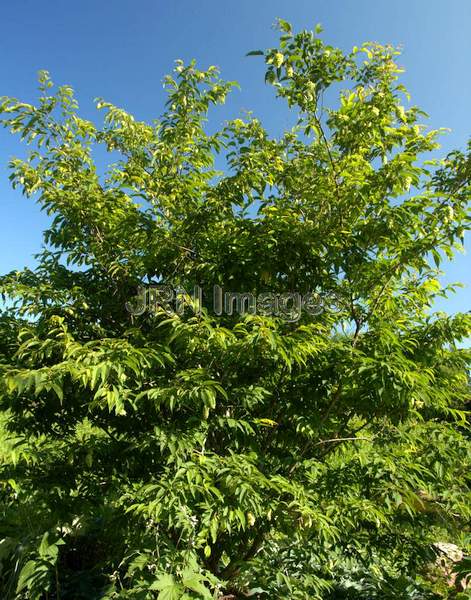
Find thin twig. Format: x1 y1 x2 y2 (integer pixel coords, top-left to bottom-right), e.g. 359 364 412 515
314 436 371 446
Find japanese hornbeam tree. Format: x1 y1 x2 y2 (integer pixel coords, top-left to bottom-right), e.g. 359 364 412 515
0 20 470 600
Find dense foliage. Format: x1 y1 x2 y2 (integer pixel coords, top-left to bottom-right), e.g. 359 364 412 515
0 20 470 599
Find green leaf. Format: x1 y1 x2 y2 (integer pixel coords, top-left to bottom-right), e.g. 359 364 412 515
16 560 36 593
151 574 184 600
182 572 212 599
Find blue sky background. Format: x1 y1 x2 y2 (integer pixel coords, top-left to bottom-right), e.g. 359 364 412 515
0 0 469 317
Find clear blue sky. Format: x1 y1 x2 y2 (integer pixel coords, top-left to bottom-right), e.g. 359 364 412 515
1 0 470 316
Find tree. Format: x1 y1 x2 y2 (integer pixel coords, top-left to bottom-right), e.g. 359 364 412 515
0 20 470 600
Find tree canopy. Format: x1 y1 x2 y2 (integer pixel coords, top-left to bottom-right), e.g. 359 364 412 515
0 20 470 600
